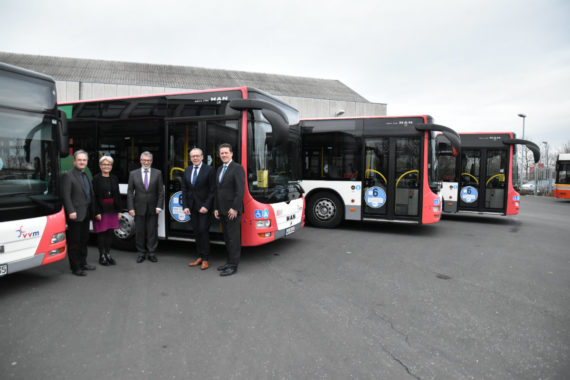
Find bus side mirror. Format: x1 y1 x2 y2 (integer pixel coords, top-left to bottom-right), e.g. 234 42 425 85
261 109 289 147
57 109 69 157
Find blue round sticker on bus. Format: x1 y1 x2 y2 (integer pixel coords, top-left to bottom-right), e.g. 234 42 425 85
364 186 386 208
169 191 190 223
460 186 478 203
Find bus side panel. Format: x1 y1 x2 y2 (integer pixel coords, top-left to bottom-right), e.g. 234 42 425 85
300 180 362 221
553 185 570 199
421 132 441 224
0 216 48 266
0 210 65 275
38 208 67 265
506 145 521 215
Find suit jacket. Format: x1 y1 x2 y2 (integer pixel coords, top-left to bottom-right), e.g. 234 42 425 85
215 161 245 215
181 164 216 211
92 173 121 215
61 167 95 222
127 167 165 215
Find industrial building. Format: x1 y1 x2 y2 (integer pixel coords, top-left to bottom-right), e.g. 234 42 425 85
0 52 386 119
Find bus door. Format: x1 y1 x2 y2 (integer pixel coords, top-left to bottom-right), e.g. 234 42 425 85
165 118 239 239
458 149 507 212
362 137 421 221
166 120 199 237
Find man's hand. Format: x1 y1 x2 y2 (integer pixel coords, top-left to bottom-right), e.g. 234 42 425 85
228 208 238 220
129 210 135 217
199 207 208 214
69 212 77 220
184 208 190 215
214 210 220 219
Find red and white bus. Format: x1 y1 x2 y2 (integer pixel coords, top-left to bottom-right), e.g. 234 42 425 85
554 153 570 199
300 116 460 227
436 132 540 215
0 62 68 277
59 87 304 248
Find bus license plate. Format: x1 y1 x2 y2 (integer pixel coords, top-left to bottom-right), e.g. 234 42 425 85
285 226 295 236
0 264 7 277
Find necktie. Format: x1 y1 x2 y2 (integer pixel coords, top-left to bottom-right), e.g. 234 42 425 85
144 169 149 190
192 166 199 185
219 165 227 182
81 172 91 202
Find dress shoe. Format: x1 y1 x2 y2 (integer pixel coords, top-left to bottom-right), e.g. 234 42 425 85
148 255 158 263
72 270 87 277
219 266 237 276
136 255 146 263
188 258 202 267
200 261 209 270
81 264 96 271
99 254 109 266
106 254 116 265
217 264 230 271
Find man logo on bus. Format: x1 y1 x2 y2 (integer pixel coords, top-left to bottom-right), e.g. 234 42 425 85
16 226 40 239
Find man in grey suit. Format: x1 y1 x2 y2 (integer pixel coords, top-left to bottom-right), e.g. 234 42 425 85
127 151 165 263
61 150 96 276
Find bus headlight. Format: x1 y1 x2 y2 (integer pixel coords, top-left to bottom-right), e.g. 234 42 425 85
51 232 66 244
256 220 271 228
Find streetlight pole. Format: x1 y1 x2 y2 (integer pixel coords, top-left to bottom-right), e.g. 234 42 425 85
542 141 550 194
518 113 526 190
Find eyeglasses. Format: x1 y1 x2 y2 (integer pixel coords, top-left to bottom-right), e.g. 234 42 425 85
140 159 152 163
100 164 112 166
190 155 202 158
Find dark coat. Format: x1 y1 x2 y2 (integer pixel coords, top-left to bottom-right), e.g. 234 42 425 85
181 164 216 211
127 168 165 215
60 168 95 222
214 161 245 215
92 173 121 215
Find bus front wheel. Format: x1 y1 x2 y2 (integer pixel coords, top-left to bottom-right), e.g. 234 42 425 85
113 211 136 251
307 192 343 228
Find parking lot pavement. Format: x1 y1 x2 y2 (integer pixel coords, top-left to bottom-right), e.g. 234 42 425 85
1 196 569 379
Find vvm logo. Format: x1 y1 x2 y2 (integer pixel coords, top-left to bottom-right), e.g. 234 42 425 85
16 226 40 239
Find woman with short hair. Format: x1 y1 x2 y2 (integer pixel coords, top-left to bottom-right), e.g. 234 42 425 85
92 156 121 265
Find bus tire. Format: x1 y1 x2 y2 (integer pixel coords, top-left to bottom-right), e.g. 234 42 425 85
306 191 343 228
112 211 136 251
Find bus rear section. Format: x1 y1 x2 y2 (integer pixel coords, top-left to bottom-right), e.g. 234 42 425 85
300 116 460 228
0 62 68 276
437 132 540 215
60 87 304 249
554 153 570 199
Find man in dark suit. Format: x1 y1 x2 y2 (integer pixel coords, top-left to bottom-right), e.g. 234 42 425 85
214 143 245 277
127 151 165 263
61 150 96 276
182 148 216 270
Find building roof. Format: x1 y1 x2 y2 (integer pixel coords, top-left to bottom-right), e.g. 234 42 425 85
0 52 370 102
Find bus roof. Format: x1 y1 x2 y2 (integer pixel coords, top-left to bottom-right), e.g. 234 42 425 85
57 86 279 105
559 153 570 161
301 115 432 123
0 61 56 84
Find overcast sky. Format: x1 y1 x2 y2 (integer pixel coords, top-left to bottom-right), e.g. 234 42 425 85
1 0 569 155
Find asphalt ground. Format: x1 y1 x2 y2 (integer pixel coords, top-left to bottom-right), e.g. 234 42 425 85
1 196 569 379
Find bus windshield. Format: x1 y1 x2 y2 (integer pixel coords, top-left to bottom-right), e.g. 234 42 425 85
248 112 302 204
0 109 59 220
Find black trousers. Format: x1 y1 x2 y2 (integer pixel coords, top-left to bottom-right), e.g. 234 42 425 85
190 210 211 260
67 218 90 271
135 213 158 255
97 229 114 255
220 215 241 267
